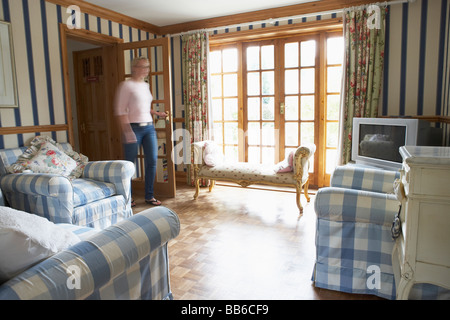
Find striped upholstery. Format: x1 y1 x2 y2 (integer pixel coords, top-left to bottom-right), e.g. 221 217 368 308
0 147 27 176
313 186 400 299
313 164 450 299
0 206 180 300
330 165 400 193
72 179 116 207
0 146 135 229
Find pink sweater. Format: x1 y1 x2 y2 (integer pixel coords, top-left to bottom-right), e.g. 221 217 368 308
114 80 153 123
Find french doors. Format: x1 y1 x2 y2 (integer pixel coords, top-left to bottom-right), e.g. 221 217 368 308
210 31 343 187
117 38 176 197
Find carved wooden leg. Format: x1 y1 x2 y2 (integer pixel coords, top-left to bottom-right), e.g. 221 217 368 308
194 178 200 199
304 179 310 202
396 276 414 300
296 184 303 215
209 180 215 192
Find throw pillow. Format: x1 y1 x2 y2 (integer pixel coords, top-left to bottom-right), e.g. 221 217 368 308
7 136 88 179
203 141 224 167
274 150 295 173
0 206 81 283
23 142 77 176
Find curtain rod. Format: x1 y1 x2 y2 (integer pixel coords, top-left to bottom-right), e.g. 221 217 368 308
169 0 412 38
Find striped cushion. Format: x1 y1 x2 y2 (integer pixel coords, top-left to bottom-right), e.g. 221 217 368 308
72 178 116 207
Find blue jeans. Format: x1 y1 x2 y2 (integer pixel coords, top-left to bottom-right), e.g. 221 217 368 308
123 124 157 200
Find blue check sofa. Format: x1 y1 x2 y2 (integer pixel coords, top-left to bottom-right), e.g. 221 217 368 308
0 206 180 300
0 143 135 229
312 164 450 299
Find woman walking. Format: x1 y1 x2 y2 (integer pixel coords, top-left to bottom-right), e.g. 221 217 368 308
115 56 167 206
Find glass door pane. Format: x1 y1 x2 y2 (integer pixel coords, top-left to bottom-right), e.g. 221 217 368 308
210 47 239 162
245 43 276 164
283 39 316 173
325 36 343 174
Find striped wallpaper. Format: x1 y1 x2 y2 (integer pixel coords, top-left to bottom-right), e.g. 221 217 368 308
382 0 449 118
0 0 449 156
0 0 158 150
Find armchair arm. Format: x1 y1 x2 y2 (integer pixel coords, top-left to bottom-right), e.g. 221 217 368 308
331 165 400 194
0 173 72 198
0 173 73 223
293 144 316 182
315 187 400 227
0 206 180 300
82 160 135 202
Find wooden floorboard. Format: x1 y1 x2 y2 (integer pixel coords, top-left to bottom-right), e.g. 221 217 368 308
132 182 383 300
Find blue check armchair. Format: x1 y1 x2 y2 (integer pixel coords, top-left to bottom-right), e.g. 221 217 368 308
312 164 450 299
0 143 135 229
0 206 180 300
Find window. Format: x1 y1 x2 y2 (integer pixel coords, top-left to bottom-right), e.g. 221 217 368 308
210 47 239 162
245 43 276 165
324 37 343 174
210 30 343 187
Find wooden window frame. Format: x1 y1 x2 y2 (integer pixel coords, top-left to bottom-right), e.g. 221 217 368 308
209 19 343 187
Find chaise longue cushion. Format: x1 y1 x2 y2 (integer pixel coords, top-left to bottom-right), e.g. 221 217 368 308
198 162 302 185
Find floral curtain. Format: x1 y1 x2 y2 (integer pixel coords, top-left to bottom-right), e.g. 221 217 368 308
338 6 387 164
182 31 211 185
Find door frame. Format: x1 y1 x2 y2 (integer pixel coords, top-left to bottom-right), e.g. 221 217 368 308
59 24 123 158
117 37 176 198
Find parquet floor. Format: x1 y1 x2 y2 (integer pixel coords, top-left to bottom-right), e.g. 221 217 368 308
132 182 382 300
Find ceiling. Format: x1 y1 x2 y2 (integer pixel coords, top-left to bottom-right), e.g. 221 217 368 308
83 0 319 27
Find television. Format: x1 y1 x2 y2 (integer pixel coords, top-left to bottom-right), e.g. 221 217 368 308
351 118 439 170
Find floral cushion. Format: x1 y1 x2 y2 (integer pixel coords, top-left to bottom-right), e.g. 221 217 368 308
19 142 77 176
7 136 88 179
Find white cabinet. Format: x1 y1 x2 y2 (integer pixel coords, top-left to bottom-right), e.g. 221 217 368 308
392 146 450 300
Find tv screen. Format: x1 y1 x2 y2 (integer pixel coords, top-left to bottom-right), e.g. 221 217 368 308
358 124 406 163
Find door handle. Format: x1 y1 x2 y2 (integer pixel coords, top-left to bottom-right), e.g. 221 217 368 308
165 112 172 124
280 102 285 115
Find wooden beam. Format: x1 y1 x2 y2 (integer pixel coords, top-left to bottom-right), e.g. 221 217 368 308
210 18 343 45
0 124 69 135
64 25 124 45
160 0 395 35
380 115 450 124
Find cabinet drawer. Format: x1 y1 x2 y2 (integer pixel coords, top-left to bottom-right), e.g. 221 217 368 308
417 202 450 267
402 165 450 198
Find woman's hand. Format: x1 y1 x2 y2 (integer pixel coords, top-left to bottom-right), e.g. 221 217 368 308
124 130 137 144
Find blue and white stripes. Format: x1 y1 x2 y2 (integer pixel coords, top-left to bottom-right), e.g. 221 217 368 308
0 145 135 228
313 164 450 299
0 0 160 149
383 0 450 117
0 0 448 152
0 206 180 300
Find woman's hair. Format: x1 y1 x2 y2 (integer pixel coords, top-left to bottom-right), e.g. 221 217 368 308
131 56 149 68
